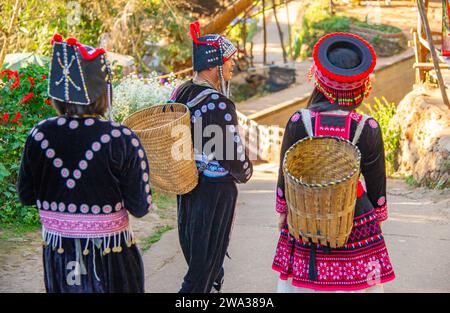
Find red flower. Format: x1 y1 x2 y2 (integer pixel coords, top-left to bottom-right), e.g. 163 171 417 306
45 98 52 106
41 75 47 80
20 92 34 104
11 112 22 124
28 76 35 89
9 71 20 90
1 113 9 124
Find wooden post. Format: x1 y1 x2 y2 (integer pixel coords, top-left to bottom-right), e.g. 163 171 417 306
417 0 450 109
0 0 21 69
272 0 288 64
285 0 292 61
262 0 267 65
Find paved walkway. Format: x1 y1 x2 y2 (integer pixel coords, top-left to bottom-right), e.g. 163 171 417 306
144 164 450 293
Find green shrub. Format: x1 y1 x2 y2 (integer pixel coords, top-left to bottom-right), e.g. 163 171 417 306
365 97 400 176
291 2 403 60
0 63 56 228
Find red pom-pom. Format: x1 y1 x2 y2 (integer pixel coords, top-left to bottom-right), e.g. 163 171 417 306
52 34 63 44
356 180 365 198
66 37 78 45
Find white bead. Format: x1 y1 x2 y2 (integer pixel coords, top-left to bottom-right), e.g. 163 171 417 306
58 203 65 212
131 138 139 147
66 179 76 189
102 205 112 214
84 118 95 126
40 140 49 149
61 168 70 178
46 149 55 159
69 120 79 129
57 117 66 126
115 202 122 211
111 129 121 138
92 141 101 152
34 132 44 142
224 113 232 122
50 202 57 211
80 204 89 214
91 205 101 214
53 158 63 168
101 134 111 143
73 169 82 180
79 160 88 170
122 128 132 136
68 203 77 213
85 150 93 160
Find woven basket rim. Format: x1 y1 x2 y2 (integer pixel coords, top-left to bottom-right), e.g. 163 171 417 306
122 103 190 132
283 135 361 188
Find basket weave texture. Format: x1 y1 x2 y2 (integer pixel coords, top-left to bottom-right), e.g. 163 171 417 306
283 136 361 248
122 103 198 195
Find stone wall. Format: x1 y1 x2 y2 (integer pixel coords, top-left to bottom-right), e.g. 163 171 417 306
392 86 450 188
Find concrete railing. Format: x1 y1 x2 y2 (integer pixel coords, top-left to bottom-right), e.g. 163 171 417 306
236 110 284 163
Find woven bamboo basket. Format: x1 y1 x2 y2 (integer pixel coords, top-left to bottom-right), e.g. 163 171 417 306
122 103 198 195
283 136 361 248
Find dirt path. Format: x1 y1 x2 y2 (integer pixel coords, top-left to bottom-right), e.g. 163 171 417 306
0 201 177 293
144 164 450 293
0 166 448 292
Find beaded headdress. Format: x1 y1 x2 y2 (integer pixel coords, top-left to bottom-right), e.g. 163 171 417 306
189 21 237 97
308 32 377 107
48 34 113 116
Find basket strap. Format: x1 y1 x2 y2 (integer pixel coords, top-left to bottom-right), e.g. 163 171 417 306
186 88 220 108
352 114 370 145
300 109 314 137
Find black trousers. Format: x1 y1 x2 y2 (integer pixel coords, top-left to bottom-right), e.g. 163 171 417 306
43 237 145 293
177 178 237 293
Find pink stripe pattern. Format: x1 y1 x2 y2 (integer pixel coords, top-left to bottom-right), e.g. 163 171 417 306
40 209 129 238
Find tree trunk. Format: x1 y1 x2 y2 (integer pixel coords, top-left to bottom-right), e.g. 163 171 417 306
262 0 267 65
272 0 287 63
203 0 254 35
0 0 21 69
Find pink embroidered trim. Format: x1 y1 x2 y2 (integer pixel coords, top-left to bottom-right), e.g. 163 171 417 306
273 264 396 291
40 209 129 238
315 66 367 91
375 204 388 222
276 196 287 213
349 112 363 123
314 112 352 140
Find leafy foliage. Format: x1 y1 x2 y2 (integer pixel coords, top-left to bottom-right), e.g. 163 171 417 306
0 63 56 227
0 0 197 72
365 97 400 176
291 1 403 60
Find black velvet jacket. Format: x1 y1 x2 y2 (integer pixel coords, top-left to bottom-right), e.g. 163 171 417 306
17 116 151 217
172 80 253 184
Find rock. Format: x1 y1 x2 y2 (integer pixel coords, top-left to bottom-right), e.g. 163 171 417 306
392 87 450 188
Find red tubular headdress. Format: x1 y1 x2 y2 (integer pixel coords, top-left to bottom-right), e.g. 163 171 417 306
309 32 377 107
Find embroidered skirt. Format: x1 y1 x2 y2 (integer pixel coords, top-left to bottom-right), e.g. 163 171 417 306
272 193 395 291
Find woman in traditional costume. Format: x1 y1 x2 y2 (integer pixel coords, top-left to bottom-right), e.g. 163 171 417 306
170 22 253 293
17 34 152 293
272 33 395 292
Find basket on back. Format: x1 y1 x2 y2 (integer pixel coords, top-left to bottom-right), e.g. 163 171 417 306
283 136 361 248
122 103 198 195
